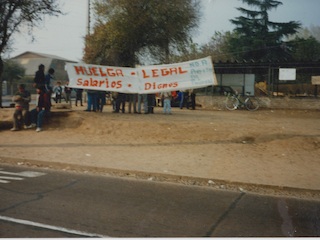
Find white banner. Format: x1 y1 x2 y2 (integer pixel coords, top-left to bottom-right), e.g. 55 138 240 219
65 56 217 94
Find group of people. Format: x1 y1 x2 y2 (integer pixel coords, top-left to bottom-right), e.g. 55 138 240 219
11 63 88 132
11 63 197 131
11 64 56 132
83 92 155 114
70 90 196 115
110 93 156 114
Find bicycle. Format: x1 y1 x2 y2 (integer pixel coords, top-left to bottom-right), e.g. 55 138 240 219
225 91 260 111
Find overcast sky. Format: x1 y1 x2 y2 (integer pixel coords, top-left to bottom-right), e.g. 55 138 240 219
8 0 320 62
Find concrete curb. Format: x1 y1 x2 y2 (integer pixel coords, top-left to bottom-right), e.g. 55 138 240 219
1 156 320 200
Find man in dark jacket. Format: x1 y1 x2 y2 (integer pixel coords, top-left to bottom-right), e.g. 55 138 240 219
34 64 46 92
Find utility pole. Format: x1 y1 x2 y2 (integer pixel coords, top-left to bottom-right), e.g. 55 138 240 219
87 0 91 35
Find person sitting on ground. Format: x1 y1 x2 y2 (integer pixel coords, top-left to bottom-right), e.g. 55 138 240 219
27 88 51 132
11 84 31 131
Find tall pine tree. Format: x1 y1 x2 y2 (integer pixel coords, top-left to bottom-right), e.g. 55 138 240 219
230 0 300 61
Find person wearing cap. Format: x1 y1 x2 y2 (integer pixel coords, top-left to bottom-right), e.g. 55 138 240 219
11 84 31 131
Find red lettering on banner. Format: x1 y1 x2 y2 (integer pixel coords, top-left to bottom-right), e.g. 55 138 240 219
74 66 86 75
76 78 122 89
74 66 124 77
178 67 188 74
142 70 150 78
142 67 187 79
99 68 107 77
144 81 178 90
106 68 124 77
151 69 159 77
161 69 170 76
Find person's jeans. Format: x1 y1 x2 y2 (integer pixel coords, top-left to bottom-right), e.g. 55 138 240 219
87 92 97 111
163 98 171 113
137 94 147 113
179 92 184 109
128 94 137 113
30 109 48 128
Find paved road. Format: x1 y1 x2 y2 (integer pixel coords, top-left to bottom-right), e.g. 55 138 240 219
0 164 319 237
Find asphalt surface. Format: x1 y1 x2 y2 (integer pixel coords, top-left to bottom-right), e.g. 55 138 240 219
1 164 320 237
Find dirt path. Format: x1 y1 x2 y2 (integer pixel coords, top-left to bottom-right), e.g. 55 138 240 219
1 106 320 198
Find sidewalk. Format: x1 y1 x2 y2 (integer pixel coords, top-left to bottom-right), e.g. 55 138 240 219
1 105 320 199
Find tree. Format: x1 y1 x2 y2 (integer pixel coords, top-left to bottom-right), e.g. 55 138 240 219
289 36 320 61
1 60 25 95
199 31 237 62
170 31 237 63
2 60 26 94
147 0 201 63
83 0 200 66
287 25 320 42
0 0 62 107
84 0 154 67
229 0 300 61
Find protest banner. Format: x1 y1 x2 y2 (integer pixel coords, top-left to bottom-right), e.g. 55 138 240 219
65 56 217 93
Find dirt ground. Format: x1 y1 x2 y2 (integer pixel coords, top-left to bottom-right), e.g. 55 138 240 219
0 104 320 198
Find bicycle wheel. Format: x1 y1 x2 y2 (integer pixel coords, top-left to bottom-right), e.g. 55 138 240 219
225 96 239 110
245 97 259 111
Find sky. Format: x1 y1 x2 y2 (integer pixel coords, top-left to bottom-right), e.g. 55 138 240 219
8 0 320 62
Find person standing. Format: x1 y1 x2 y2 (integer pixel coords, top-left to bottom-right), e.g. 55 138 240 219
114 92 126 113
53 81 63 103
64 81 72 104
178 91 184 109
85 90 98 112
33 64 46 92
128 93 137 114
137 94 148 114
75 88 83 106
180 90 189 109
11 84 31 131
147 94 156 114
97 91 106 112
45 68 54 93
189 89 196 110
111 92 118 111
45 68 54 109
160 91 172 115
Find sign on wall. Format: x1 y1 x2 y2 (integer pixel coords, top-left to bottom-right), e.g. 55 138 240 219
311 76 320 85
65 56 217 94
279 68 296 81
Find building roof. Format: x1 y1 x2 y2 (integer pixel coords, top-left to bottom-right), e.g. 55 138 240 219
11 51 75 62
10 51 77 77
